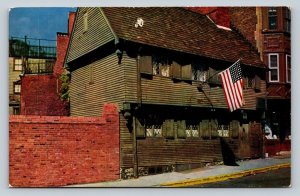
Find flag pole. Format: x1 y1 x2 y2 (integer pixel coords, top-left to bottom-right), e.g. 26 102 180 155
205 59 241 83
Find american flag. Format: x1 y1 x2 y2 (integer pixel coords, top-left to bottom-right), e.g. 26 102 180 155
219 60 244 112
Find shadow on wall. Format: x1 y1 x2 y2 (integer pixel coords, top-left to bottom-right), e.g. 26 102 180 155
220 137 239 166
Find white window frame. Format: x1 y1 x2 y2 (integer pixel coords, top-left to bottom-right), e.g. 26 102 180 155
268 53 279 82
14 58 23 71
14 83 21 94
286 55 291 83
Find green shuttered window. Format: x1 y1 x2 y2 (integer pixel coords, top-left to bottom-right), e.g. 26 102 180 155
181 64 192 80
177 120 186 138
254 75 261 91
140 55 153 74
163 119 175 138
210 119 219 138
201 120 210 138
172 61 182 79
136 118 146 138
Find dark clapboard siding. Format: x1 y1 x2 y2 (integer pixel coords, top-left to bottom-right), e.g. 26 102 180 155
123 54 138 103
67 7 115 63
120 114 134 168
70 54 125 116
136 138 240 167
139 75 266 110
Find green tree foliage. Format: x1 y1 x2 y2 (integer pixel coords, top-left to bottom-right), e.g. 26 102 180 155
60 73 70 101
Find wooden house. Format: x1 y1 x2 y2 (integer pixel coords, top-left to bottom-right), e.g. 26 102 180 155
65 7 266 178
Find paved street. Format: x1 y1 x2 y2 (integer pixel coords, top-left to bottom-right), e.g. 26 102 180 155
68 153 290 187
188 167 291 188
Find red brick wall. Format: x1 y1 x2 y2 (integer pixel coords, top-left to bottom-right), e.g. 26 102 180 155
20 75 69 116
68 12 76 35
9 103 120 187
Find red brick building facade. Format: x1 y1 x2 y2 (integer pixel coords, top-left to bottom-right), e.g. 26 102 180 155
20 12 75 116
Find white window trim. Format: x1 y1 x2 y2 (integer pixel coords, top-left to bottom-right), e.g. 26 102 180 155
286 55 291 83
268 53 279 82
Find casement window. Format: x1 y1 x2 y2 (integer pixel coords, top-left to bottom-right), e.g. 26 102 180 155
218 125 229 137
146 116 163 137
185 125 199 137
268 7 277 30
185 120 199 138
285 8 291 33
83 12 88 32
192 62 207 82
254 75 261 91
244 77 254 89
146 125 162 137
14 58 23 71
286 55 291 83
152 54 171 77
13 82 21 94
244 74 261 91
268 54 279 82
140 55 172 77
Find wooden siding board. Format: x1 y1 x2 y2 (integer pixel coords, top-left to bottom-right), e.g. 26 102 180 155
123 54 138 103
67 8 115 63
70 54 125 116
139 76 266 110
120 114 134 168
136 138 239 166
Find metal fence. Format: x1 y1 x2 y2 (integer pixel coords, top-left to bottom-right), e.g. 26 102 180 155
9 36 57 59
25 60 56 74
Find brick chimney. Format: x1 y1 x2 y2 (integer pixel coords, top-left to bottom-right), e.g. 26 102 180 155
53 12 76 75
68 12 76 35
186 7 230 29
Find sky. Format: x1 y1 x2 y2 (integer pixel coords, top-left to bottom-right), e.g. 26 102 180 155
9 7 77 41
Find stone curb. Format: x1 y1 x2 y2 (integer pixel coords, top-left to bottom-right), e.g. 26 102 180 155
160 163 291 187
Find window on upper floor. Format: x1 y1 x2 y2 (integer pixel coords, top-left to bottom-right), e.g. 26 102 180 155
14 58 23 71
13 82 21 94
285 8 291 33
83 12 88 32
286 55 291 83
268 54 279 82
152 54 171 77
268 7 277 30
243 74 260 91
192 62 207 82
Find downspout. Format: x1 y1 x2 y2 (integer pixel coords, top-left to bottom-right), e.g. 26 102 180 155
136 54 142 106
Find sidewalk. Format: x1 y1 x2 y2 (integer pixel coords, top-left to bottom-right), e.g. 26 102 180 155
68 151 291 187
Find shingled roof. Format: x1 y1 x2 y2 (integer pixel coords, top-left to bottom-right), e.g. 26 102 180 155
102 7 265 68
